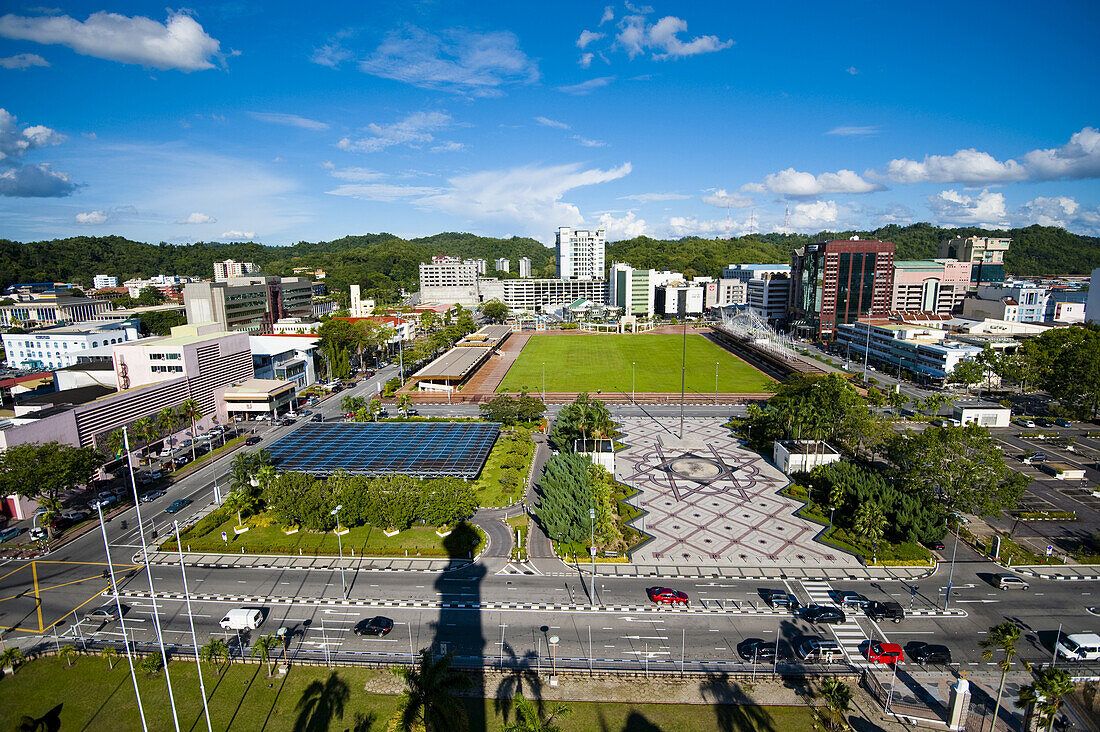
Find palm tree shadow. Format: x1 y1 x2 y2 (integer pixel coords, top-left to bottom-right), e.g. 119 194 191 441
622 710 664 731
493 649 543 722
699 671 777 732
293 671 349 732
20 703 63 732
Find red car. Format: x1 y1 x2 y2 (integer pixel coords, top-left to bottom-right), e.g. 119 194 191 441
866 641 903 665
647 587 689 605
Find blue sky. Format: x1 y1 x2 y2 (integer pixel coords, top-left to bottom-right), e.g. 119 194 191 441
1 1 1099 245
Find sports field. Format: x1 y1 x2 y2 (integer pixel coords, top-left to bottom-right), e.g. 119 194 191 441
497 333 774 394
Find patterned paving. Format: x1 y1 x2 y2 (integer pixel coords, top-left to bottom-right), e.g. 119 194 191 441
616 416 860 567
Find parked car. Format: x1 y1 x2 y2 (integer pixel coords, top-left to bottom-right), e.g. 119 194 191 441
164 498 192 514
0 526 21 543
924 539 946 551
1017 419 1037 428
866 641 904 665
865 601 905 623
737 638 778 662
834 591 870 609
172 455 189 469
646 587 689 605
995 574 1029 591
1036 418 1054 427
279 418 296 426
310 414 324 423
378 408 390 418
91 493 119 509
353 616 394 637
140 489 167 503
158 445 174 457
764 589 795 608
796 637 843 662
801 605 845 624
178 439 193 449
28 526 47 541
60 509 89 521
909 642 952 665
245 436 262 446
1056 418 1073 428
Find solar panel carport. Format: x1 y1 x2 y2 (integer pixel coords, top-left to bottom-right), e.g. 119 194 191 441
264 421 501 478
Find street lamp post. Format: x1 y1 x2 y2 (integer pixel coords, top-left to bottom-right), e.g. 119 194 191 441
542 362 545 402
589 507 597 607
862 272 876 382
548 635 559 678
714 361 719 406
632 361 635 403
331 505 347 599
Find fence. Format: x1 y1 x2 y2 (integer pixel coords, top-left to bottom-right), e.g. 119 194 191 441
862 669 953 727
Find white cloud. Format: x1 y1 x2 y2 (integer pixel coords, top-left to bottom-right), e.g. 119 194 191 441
667 216 729 237
0 163 74 197
535 116 570 130
557 76 614 95
0 53 49 69
220 230 255 240
328 166 383 182
310 41 353 68
789 200 840 229
75 210 107 224
826 125 878 136
597 210 648 239
616 14 732 60
0 10 221 72
0 108 65 161
249 112 329 131
600 6 614 25
324 182 444 202
1016 196 1100 233
1022 127 1100 181
618 192 691 203
176 212 216 224
742 168 884 196
430 141 465 152
927 189 1009 228
577 30 604 49
883 149 1027 185
701 188 753 208
846 66 858 75
573 135 607 147
578 52 594 68
359 26 538 97
337 111 453 153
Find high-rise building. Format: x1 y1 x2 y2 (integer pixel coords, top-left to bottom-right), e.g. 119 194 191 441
92 275 117 289
789 237 895 338
890 259 973 315
746 275 791 323
556 226 605 281
213 259 260 282
183 276 313 333
418 257 480 305
610 263 683 317
518 257 532 278
494 258 511 273
1088 268 1100 324
937 236 1010 287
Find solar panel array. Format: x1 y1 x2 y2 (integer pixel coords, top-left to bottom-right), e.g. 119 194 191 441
265 422 502 478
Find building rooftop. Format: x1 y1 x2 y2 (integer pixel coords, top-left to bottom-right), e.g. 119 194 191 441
248 335 319 355
413 347 492 380
19 384 115 407
225 378 296 396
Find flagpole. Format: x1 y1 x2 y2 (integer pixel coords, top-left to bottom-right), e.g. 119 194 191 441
124 428 181 732
175 520 212 732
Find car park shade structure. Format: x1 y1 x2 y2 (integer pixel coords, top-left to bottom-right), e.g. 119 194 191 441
265 422 501 478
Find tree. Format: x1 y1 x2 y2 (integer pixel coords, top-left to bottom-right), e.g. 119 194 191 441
139 653 163 676
949 359 985 390
549 393 613 452
136 285 166 306
0 647 25 673
535 454 595 544
341 395 367 414
398 393 413 414
0 442 103 540
886 390 909 411
178 398 203 462
503 694 570 732
482 299 509 323
817 678 852 731
981 622 1022 732
100 646 119 670
252 634 282 676
156 406 180 448
886 424 1028 517
368 397 382 420
58 644 77 667
853 502 886 562
735 374 875 453
133 416 160 464
392 649 472 732
200 638 230 675
864 386 886 408
318 318 356 379
1017 667 1075 732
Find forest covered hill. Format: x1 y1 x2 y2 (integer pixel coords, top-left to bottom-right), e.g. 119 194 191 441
1 223 1096 302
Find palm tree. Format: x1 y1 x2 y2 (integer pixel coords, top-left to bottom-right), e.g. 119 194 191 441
132 416 159 465
981 622 1022 732
853 502 886 564
156 406 180 449
398 393 412 415
58 644 77 667
1 646 25 673
200 638 230 675
104 428 126 464
178 398 203 462
503 694 570 732
252 634 282 677
100 646 119 670
815 677 852 731
392 649 473 732
1018 667 1075 732
229 452 256 493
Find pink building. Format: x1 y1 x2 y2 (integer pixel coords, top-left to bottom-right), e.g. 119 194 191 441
890 259 973 315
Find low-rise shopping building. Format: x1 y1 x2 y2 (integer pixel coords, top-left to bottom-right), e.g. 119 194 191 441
773 440 841 474
1 320 142 370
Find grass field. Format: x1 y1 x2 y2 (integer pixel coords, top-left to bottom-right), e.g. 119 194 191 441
497 334 774 395
0 657 816 731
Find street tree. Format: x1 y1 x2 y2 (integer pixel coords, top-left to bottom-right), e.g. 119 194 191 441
200 638 230 675
133 416 160 464
58 644 77 667
1017 667 1075 732
178 398 203 462
949 360 984 391
816 677 852 731
252 634 282 676
156 406 180 448
981 622 1022 732
503 694 570 732
482 299 509 323
0 442 103 540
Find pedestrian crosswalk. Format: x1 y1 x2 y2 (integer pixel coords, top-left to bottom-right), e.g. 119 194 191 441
800 579 873 668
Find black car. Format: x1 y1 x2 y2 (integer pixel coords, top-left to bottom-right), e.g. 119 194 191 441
1036 418 1054 427
165 498 192 514
353 616 394 637
172 455 189 468
909 642 952 665
801 605 845 624
245 436 262 445
310 414 324 422
405 408 419 416
924 539 946 551
865 600 905 623
737 638 778 663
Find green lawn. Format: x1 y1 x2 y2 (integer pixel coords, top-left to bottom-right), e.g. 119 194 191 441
497 334 774 394
0 657 815 731
169 519 483 559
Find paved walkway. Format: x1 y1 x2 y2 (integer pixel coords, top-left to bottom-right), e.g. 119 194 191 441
141 550 469 573
1004 563 1100 580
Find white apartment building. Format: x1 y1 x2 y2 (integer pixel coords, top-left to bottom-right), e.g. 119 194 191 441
494 258 511 273
556 226 606 280
657 284 705 316
2 320 142 370
746 275 791 323
518 257 532 278
214 259 260 281
249 335 318 390
965 282 1050 323
418 257 480 305
477 278 608 314
472 258 488 275
610 263 684 317
92 275 117 289
705 278 748 308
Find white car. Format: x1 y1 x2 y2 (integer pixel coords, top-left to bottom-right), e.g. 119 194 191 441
158 446 174 457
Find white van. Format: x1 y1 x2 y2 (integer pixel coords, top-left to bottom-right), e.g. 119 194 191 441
1056 632 1100 661
219 608 265 631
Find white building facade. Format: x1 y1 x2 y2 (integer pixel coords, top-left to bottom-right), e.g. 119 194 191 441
518 257 532 278
92 275 117 289
2 320 142 370
746 275 791 323
556 226 606 280
213 260 260 282
835 321 983 381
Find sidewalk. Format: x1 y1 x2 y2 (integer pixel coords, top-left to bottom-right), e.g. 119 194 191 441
140 550 470 573
1005 563 1100 580
555 561 939 582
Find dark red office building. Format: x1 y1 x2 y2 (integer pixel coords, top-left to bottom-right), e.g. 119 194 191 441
789 237 895 338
